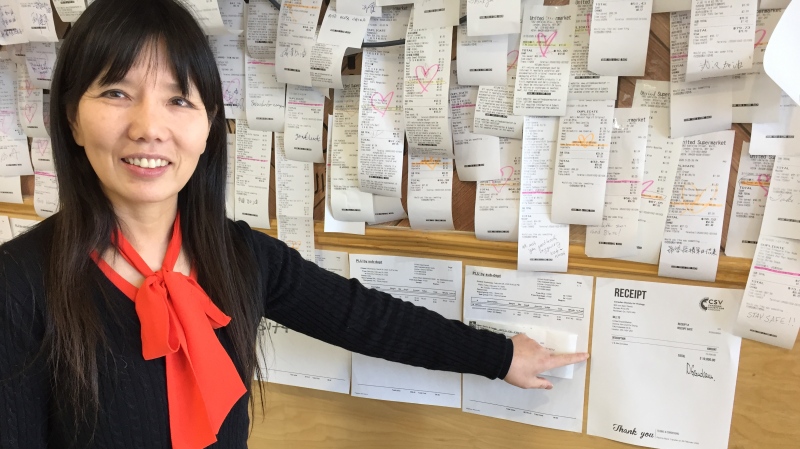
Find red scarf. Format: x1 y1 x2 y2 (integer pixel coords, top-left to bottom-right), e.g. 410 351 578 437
93 215 246 449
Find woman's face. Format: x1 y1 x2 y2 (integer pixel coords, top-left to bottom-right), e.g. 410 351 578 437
70 44 211 212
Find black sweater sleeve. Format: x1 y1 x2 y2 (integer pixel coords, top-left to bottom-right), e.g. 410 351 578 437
0 247 48 449
247 225 514 380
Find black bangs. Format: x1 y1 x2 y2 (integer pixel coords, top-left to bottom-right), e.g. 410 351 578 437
59 0 222 118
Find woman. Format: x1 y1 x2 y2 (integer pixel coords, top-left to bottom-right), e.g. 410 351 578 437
0 0 588 448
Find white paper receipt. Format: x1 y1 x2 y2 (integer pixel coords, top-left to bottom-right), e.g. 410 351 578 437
588 278 742 449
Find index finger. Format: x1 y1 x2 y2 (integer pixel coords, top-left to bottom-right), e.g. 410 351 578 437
546 352 590 370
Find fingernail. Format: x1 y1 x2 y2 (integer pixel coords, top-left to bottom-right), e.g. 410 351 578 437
546 385 553 390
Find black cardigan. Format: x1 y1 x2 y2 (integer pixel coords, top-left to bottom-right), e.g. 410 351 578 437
0 216 513 448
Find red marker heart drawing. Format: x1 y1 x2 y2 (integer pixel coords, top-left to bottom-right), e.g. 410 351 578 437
22 103 37 123
757 173 771 195
22 79 34 98
537 31 558 57
492 166 515 193
370 91 394 117
35 139 49 157
507 50 519 72
415 64 440 93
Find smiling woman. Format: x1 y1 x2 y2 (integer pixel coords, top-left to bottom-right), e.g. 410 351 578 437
70 41 211 209
0 1 588 448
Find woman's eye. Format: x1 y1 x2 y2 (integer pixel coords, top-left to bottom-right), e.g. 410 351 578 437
102 90 126 99
171 97 194 108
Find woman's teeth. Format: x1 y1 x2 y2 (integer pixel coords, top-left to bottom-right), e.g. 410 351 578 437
123 158 169 168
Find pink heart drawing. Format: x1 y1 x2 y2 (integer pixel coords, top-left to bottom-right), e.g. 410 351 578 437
414 64 440 93
757 173 771 195
35 139 49 157
586 13 592 34
22 79 34 98
492 166 514 193
506 50 519 72
22 103 37 123
537 31 558 57
370 91 394 117
754 29 767 47
222 79 241 104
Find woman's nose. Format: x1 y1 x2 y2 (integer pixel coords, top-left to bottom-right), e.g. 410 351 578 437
127 99 170 143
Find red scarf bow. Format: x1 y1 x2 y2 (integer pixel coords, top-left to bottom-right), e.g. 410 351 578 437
95 215 246 449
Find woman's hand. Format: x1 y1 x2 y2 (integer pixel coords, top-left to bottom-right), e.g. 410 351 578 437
503 333 590 389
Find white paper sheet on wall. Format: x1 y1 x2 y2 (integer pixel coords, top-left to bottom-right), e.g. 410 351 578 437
18 1 58 42
475 138 522 241
517 116 569 273
730 8 783 124
33 170 58 218
621 81 682 265
53 0 86 22
368 194 407 224
587 0 653 76
337 0 382 17
1 60 34 177
246 0 280 59
404 16 453 157
734 235 800 349
724 142 774 259
234 120 272 229
245 55 287 132
658 130 735 281
462 266 592 432
512 5 576 117
358 46 406 197
465 0 521 36
275 132 315 260
24 42 56 90
412 0 459 29
331 76 375 222
0 1 28 46
551 99 616 226
568 0 619 101
16 65 47 139
455 25 507 87
750 93 800 156
407 156 455 230
760 156 800 240
324 114 366 235
685 0 757 82
0 176 22 204
449 80 501 181
350 254 463 408
284 84 325 162
588 278 742 449
30 137 53 171
275 0 323 86
585 108 649 259
9 217 38 236
653 0 691 12
210 34 247 120
669 10 733 138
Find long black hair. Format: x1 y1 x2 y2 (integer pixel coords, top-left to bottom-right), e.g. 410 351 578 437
47 0 263 426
